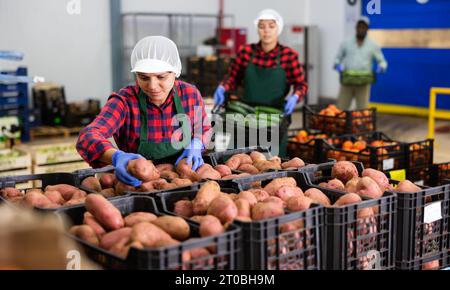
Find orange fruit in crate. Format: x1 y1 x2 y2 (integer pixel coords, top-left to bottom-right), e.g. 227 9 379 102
353 141 367 151
370 140 384 147
342 141 353 150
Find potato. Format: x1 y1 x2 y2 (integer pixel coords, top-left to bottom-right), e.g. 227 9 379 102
362 169 390 191
171 178 193 187
188 247 211 266
214 165 232 177
173 200 194 217
248 189 270 202
176 159 202 182
227 193 239 201
192 181 221 215
263 177 297 195
357 207 374 219
99 173 116 189
0 187 23 199
155 163 174 172
253 159 282 172
99 227 132 250
235 216 252 222
44 190 65 205
262 196 285 208
72 190 87 200
45 184 79 200
83 212 106 237
69 225 99 246
24 191 53 208
280 220 305 233
131 222 172 248
199 215 225 237
422 260 440 270
234 198 251 218
100 188 116 198
124 212 157 227
331 161 359 183
252 202 284 220
160 170 179 181
281 157 305 169
64 197 86 206
325 179 345 191
249 151 266 162
196 164 222 180
395 180 421 193
345 177 360 193
152 216 191 241
275 186 303 202
286 196 313 212
356 177 383 199
147 178 169 190
127 158 160 182
85 194 124 230
304 188 331 206
207 196 238 224
237 191 258 207
115 181 136 196
334 193 362 206
237 163 259 174
109 237 131 258
81 176 102 192
152 237 181 248
137 181 156 193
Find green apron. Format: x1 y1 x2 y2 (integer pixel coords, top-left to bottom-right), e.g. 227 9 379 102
242 50 290 157
136 87 191 162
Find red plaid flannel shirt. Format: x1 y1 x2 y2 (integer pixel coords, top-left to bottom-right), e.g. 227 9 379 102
222 42 308 101
76 80 212 168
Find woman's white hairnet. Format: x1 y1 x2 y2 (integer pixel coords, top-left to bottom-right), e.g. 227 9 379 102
254 9 284 36
130 36 182 77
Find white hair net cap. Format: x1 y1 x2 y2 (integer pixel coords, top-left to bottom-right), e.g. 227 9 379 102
358 16 370 27
254 9 284 36
130 36 182 77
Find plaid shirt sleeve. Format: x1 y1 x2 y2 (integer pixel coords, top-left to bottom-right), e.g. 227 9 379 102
221 45 251 92
76 93 128 168
284 47 308 102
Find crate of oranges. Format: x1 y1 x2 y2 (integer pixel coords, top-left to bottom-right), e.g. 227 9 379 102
303 104 376 135
287 128 337 163
321 131 405 172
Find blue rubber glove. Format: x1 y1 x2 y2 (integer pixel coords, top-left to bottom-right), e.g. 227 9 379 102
175 138 204 171
334 64 344 73
284 94 299 115
112 150 143 187
213 85 226 107
376 65 386 74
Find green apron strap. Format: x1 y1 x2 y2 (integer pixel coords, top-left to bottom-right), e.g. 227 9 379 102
138 89 149 142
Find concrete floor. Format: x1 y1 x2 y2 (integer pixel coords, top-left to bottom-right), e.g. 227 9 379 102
291 111 450 163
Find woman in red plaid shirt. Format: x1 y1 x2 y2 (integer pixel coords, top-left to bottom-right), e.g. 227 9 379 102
214 9 308 156
77 36 212 187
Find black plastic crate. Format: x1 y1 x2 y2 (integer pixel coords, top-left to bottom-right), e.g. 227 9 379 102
428 162 450 187
287 128 331 164
56 195 241 270
0 172 98 211
299 162 397 270
389 181 450 270
405 139 434 170
156 178 323 270
303 104 376 135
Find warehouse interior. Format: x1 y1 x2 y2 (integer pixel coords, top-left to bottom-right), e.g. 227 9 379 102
1 0 450 271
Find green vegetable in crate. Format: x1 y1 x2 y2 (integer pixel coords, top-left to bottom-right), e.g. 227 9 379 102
255 106 283 115
228 101 256 113
226 101 251 115
341 70 375 86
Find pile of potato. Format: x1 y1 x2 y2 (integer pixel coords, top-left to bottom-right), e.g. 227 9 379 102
1 184 89 209
69 194 228 269
216 151 306 174
170 179 322 270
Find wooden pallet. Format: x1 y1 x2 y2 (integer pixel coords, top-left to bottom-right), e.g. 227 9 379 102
29 126 84 141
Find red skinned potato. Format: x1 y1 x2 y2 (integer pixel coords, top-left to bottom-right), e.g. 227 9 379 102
85 194 124 230
275 186 303 202
199 215 225 237
114 181 136 196
253 159 282 172
130 222 172 248
176 159 202 182
44 190 65 205
304 188 331 206
124 212 157 227
262 196 285 208
345 177 360 193
237 191 258 207
64 197 86 206
263 177 297 195
249 151 266 162
248 189 270 202
83 212 106 237
325 179 345 191
214 165 232 177
0 187 23 199
331 161 359 183
152 216 191 241
234 198 251 218
286 196 313 212
155 163 174 172
252 202 284 221
237 163 260 174
45 184 79 200
160 171 179 181
207 196 238 224
334 193 362 206
173 200 194 217
99 173 116 189
356 177 383 199
281 157 305 169
24 191 53 208
100 188 116 198
81 176 102 192
69 225 99 246
99 227 132 250
362 169 390 191
192 181 221 215
127 158 160 182
196 164 222 180
171 178 193 187
395 180 421 193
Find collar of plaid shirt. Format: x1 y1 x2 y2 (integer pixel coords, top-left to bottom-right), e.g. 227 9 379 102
134 80 176 111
